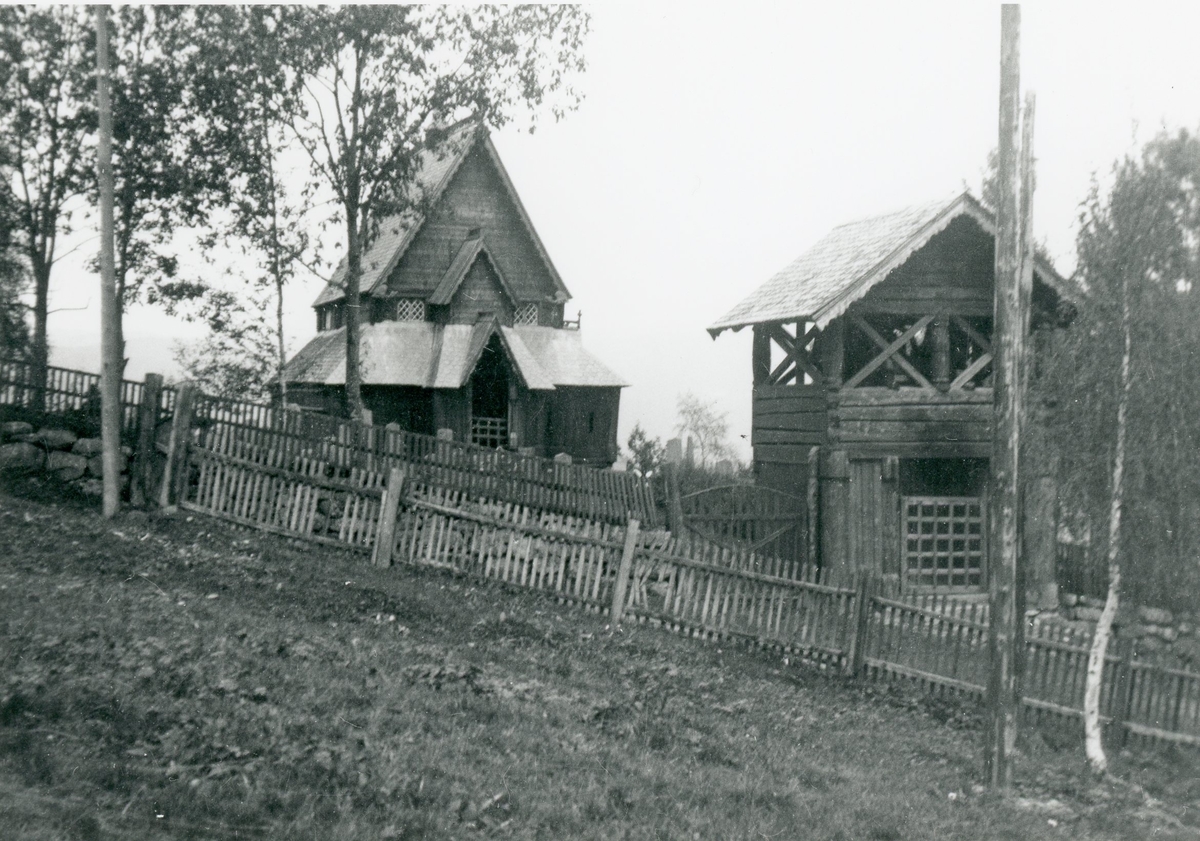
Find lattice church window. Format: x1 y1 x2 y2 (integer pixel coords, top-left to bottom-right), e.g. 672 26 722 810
514 303 539 326
395 299 426 321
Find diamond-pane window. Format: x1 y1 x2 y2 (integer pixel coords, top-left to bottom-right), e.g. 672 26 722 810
514 303 539 326
396 299 425 321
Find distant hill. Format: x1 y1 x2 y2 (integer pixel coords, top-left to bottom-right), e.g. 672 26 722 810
50 335 185 383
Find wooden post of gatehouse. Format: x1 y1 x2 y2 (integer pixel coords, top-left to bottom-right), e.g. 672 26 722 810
610 518 641 625
372 466 407 568
131 373 163 507
158 383 195 510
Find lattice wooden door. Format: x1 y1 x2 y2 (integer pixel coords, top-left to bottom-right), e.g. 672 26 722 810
901 496 986 591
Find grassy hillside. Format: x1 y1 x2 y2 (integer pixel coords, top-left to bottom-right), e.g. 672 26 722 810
1 477 1198 840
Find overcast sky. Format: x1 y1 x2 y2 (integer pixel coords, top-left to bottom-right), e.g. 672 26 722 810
47 3 1200 461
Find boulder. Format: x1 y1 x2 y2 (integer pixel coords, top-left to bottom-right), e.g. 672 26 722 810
86 452 129 478
34 428 78 451
0 421 33 441
79 478 103 497
1073 606 1103 623
47 451 88 481
72 437 104 457
1059 592 1079 608
1152 625 1179 643
0 442 44 474
1173 637 1200 664
1138 606 1174 626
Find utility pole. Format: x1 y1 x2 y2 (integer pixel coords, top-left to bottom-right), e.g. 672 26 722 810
986 3 1033 789
96 5 122 519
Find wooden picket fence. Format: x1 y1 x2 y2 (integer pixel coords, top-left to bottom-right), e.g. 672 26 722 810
190 391 657 526
0 358 654 526
153 417 1200 750
9 358 1200 753
0 358 175 435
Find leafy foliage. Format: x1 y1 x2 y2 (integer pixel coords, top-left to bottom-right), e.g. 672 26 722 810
173 288 278 402
0 6 95 388
1037 128 1200 611
625 423 664 477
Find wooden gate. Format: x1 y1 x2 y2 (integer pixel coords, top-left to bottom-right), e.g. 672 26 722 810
679 484 810 570
901 495 986 591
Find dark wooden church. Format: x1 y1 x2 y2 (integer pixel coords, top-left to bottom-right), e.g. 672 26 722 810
282 124 626 466
709 192 1073 593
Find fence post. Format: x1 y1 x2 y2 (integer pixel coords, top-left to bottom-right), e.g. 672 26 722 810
846 573 873 677
1109 635 1136 749
372 466 408 569
131 373 163 507
158 383 196 510
806 445 820 568
664 463 685 535
610 518 641 625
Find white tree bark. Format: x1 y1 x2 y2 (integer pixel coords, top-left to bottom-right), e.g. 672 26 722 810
1083 268 1132 774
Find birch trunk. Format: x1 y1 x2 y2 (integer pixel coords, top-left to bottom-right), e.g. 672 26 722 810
1083 264 1132 774
95 6 123 519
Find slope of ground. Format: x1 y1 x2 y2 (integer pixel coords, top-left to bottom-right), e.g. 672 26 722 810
1 476 1198 841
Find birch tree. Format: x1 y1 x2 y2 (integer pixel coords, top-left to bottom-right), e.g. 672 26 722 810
1039 128 1200 772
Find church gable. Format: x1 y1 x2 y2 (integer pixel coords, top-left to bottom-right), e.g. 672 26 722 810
440 253 515 325
383 144 565 308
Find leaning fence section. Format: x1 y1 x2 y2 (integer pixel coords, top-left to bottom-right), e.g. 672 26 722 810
394 486 628 610
181 442 385 552
191 391 657 526
623 541 857 662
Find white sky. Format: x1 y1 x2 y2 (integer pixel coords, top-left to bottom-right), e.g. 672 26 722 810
46 2 1200 462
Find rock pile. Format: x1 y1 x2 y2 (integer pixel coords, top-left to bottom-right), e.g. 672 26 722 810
0 421 132 495
1031 594 1200 669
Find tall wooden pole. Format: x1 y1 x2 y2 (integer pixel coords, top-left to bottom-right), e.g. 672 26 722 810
986 3 1032 789
96 6 122 519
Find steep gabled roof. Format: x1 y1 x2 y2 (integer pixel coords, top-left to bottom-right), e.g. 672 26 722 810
427 237 517 306
707 191 1072 336
313 126 570 308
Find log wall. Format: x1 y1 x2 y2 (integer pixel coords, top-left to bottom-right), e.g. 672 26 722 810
836 387 993 459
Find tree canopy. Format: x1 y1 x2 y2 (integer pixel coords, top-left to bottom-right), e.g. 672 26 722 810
1037 128 1200 610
